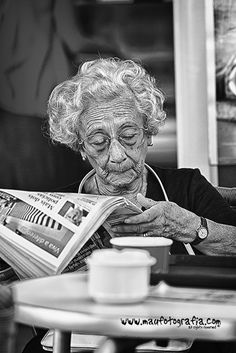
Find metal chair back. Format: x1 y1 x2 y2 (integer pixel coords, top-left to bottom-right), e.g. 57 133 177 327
215 186 236 210
0 285 15 353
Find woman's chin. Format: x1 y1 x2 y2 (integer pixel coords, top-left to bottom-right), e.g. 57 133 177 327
105 171 137 188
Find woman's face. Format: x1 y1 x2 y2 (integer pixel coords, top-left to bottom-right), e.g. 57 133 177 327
79 96 148 188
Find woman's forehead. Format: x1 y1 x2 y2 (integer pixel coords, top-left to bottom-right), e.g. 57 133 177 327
80 96 143 130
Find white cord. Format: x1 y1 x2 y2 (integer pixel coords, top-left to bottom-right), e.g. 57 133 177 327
144 163 169 201
78 169 95 193
144 164 195 255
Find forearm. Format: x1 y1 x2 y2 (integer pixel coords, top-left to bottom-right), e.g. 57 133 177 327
113 196 236 256
193 219 236 256
169 207 236 256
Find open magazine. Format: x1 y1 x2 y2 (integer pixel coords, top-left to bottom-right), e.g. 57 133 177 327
0 189 141 279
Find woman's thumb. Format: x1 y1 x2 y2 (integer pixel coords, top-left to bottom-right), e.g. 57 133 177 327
137 193 157 209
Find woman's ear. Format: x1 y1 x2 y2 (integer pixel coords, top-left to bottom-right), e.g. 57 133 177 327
147 135 153 146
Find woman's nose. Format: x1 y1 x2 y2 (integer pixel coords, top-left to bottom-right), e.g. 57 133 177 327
109 139 127 163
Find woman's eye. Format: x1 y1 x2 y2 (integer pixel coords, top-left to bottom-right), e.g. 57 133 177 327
121 134 136 140
120 130 139 144
88 135 104 144
93 139 106 146
87 135 108 150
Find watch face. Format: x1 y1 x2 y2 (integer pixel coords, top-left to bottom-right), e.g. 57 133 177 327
198 227 208 239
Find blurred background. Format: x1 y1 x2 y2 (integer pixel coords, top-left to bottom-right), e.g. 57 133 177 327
0 0 235 191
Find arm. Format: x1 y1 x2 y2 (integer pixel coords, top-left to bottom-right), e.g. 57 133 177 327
111 194 236 256
196 219 236 256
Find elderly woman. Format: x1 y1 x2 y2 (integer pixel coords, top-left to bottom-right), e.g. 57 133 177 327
23 58 236 353
48 57 236 256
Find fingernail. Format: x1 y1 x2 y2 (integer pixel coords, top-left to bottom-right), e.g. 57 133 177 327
124 219 130 223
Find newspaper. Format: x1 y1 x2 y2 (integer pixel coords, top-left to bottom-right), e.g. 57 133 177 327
0 189 141 279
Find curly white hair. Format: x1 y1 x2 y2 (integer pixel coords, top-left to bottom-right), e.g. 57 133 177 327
48 57 166 152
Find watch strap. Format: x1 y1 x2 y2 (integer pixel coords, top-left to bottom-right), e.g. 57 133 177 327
200 216 207 229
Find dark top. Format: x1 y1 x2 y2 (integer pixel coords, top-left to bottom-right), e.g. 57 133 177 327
60 165 236 256
146 166 236 225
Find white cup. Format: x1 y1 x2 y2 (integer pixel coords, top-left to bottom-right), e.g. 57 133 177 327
87 249 156 304
110 237 173 274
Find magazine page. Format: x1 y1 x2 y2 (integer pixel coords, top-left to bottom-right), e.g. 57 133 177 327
0 190 116 259
0 190 114 232
0 189 141 276
0 190 77 276
55 195 142 273
62 230 108 273
1 190 140 234
0 231 55 279
100 198 142 237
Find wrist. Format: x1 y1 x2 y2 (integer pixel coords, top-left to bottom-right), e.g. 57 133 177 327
191 217 209 246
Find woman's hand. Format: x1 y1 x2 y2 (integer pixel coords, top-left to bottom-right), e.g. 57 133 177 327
111 193 200 243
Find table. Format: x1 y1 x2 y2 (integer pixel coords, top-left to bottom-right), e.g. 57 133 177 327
12 272 236 353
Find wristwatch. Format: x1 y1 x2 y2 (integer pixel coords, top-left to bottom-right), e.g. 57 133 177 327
191 217 209 246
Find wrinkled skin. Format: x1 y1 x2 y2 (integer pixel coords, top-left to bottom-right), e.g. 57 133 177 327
79 95 198 244
111 193 198 243
111 193 236 256
79 96 149 197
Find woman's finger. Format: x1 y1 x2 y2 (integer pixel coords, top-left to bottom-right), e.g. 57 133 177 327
136 193 157 209
124 205 160 224
111 224 144 234
111 220 162 235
